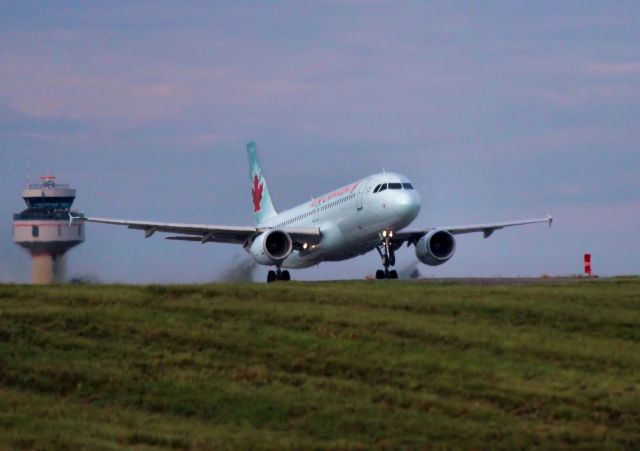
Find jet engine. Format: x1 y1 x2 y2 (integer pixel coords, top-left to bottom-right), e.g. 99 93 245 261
248 229 293 265
415 230 456 266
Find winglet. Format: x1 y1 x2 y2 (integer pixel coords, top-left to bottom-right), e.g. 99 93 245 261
547 214 553 227
68 212 85 227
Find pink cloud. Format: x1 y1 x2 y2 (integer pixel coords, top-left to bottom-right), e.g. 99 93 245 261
189 132 239 147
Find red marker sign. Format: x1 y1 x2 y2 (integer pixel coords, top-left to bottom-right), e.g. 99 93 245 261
584 253 592 276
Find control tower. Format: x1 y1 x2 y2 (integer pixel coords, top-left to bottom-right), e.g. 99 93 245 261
13 176 85 284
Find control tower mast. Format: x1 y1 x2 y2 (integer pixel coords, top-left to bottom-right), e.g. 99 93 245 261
13 176 85 284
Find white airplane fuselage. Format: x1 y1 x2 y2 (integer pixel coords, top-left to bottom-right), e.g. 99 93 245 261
252 172 420 269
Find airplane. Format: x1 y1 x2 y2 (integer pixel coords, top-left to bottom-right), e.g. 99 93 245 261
71 141 552 282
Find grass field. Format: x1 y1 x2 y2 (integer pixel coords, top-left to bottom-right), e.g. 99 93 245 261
0 278 639 449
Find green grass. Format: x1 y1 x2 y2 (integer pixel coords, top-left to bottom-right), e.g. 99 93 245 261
0 279 639 449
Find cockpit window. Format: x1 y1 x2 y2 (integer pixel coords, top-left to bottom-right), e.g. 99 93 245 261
375 182 414 192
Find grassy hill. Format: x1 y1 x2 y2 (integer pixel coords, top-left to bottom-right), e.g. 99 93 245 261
0 279 639 449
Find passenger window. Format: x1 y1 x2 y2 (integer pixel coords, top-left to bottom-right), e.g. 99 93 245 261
402 183 413 189
389 183 402 189
379 183 387 192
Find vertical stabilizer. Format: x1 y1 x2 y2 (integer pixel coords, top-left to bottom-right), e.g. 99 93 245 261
247 141 277 226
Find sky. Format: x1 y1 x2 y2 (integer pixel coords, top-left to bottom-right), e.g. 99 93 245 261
1 1 638 283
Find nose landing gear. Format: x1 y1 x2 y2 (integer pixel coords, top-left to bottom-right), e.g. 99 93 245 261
267 267 291 283
375 230 399 279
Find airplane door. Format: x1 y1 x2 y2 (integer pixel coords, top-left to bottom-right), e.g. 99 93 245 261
356 179 371 210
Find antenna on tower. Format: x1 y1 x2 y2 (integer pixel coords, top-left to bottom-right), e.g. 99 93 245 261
26 149 31 188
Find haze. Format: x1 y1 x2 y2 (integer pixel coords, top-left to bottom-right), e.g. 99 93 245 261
1 1 638 283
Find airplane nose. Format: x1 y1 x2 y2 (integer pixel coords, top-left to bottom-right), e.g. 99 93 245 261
394 190 421 222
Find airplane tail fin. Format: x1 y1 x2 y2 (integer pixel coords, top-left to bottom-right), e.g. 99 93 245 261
247 141 277 226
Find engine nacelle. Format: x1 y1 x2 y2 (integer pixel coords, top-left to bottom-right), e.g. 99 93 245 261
415 230 456 266
248 229 293 265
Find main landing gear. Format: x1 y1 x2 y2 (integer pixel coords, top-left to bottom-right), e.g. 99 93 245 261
267 267 290 283
375 229 398 280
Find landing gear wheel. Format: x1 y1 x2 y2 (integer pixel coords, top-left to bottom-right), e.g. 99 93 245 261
375 230 398 280
267 268 291 283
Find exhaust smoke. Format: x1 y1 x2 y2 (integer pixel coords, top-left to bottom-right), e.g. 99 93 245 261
218 255 258 282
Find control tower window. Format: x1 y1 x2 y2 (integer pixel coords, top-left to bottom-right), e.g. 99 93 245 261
389 183 402 189
25 197 75 209
32 225 39 237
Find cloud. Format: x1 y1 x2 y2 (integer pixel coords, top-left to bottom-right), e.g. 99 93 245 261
0 99 83 134
503 122 640 155
0 67 191 122
586 62 640 76
0 98 88 149
558 201 640 229
535 84 640 107
189 132 239 147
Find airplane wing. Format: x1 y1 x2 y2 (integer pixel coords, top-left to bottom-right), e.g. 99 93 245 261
394 215 552 245
70 215 322 246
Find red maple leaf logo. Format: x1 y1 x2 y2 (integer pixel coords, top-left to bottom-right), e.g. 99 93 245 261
252 174 263 212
